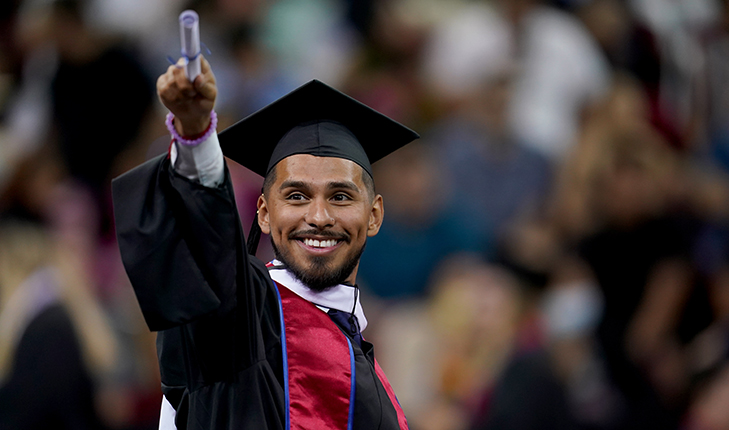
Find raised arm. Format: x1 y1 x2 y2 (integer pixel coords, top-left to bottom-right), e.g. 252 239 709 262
112 57 252 332
158 57 225 187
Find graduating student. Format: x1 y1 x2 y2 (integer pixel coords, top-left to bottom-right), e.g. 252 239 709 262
112 57 418 430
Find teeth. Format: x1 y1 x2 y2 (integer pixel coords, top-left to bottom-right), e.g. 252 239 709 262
304 238 337 248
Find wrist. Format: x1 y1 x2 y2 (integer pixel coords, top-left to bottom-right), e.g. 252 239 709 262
166 111 218 146
175 115 211 136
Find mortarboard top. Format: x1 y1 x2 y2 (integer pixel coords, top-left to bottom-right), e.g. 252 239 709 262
218 80 419 178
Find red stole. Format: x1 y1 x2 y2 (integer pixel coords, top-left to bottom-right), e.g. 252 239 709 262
276 282 353 429
273 281 408 430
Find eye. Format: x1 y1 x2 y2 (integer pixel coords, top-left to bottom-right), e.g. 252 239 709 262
286 192 307 201
331 193 352 202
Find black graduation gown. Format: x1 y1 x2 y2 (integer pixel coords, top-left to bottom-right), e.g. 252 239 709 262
112 154 405 430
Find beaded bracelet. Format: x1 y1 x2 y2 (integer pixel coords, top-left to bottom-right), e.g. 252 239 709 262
165 110 218 146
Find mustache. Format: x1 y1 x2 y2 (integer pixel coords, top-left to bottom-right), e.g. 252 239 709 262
289 229 351 243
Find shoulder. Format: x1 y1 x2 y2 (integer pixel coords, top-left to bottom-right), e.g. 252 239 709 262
112 153 168 195
249 256 275 286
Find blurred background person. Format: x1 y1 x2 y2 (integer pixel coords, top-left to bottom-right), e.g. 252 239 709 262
0 221 117 430
0 159 120 429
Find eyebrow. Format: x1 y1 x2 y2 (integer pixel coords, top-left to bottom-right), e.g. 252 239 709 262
279 180 311 195
279 180 361 194
327 181 360 193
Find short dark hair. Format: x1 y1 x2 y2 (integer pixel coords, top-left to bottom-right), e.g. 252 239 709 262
262 162 376 201
262 165 278 196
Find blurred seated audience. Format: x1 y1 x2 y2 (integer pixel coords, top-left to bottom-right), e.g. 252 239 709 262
356 142 486 299
427 69 553 251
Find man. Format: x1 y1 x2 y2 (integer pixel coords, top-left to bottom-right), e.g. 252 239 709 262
112 57 418 430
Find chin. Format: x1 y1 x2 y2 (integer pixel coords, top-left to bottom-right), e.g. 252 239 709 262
272 238 365 292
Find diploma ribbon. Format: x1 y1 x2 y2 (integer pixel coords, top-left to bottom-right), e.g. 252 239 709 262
166 43 211 67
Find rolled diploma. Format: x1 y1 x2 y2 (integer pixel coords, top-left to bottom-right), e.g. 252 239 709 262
179 10 201 82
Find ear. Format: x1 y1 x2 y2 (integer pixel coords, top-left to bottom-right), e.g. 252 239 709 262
257 194 270 235
367 194 384 237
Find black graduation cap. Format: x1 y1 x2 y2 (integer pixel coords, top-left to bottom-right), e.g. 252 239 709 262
217 79 419 254
218 79 419 178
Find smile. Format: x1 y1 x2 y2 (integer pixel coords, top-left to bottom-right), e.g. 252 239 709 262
302 238 340 248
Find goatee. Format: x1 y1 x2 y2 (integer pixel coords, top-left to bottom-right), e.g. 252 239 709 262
271 236 366 292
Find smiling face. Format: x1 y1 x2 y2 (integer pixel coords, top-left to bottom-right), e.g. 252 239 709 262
257 154 384 291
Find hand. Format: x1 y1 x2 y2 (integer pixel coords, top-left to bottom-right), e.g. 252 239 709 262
157 56 217 136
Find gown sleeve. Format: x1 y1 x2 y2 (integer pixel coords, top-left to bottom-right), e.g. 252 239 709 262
112 153 243 331
113 143 286 430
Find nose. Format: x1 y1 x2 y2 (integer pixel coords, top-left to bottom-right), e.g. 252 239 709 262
305 197 334 229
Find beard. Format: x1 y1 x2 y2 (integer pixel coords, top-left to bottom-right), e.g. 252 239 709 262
271 232 366 292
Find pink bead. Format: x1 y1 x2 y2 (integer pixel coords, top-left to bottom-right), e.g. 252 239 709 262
165 110 218 146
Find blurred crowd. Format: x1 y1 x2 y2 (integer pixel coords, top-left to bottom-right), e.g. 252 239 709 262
1 0 729 429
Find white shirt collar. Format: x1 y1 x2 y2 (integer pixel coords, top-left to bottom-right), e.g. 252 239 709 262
267 260 368 331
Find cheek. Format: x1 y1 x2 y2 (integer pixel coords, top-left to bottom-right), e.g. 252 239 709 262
268 216 286 237
348 212 373 238
268 207 302 236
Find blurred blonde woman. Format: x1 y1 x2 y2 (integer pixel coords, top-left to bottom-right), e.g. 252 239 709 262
0 220 118 429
